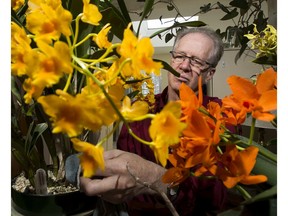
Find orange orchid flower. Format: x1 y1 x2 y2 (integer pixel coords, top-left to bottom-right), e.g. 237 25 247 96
205 101 226 132
167 81 223 175
224 67 277 122
179 77 203 120
162 167 190 187
182 109 221 145
222 106 247 126
169 137 215 169
210 144 267 188
168 109 220 174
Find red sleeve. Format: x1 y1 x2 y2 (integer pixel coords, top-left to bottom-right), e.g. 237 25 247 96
117 122 227 215
117 119 157 163
173 176 227 215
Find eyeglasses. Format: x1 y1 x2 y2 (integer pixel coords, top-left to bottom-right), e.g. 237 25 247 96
170 51 213 71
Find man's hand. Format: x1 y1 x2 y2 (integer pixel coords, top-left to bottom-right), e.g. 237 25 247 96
80 149 168 204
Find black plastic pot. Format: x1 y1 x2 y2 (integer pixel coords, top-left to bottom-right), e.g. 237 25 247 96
11 187 97 216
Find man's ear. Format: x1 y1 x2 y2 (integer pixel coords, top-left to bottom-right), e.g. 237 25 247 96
205 68 216 82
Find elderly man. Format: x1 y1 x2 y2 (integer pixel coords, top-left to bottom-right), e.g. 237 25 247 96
80 27 226 216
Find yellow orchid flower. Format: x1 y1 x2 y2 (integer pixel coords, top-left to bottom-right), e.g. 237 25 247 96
26 0 72 43
11 22 32 77
38 90 104 137
93 24 112 49
149 102 186 167
12 0 24 11
121 96 149 120
81 0 102 26
30 40 73 87
117 24 163 79
71 138 105 178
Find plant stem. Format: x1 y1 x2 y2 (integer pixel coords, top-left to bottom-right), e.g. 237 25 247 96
73 14 82 47
248 117 256 145
97 121 120 147
127 127 153 146
74 33 97 48
235 185 252 200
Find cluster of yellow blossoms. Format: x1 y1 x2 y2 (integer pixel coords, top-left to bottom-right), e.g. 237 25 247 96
245 24 277 60
11 0 182 177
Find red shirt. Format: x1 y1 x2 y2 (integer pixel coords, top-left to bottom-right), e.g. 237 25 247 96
117 87 227 216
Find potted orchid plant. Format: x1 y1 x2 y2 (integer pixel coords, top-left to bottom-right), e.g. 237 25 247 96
11 0 204 214
11 0 276 215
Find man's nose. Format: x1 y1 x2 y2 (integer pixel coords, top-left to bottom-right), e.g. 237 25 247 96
180 58 191 69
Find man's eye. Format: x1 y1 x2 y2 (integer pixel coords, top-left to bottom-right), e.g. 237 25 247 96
175 55 185 59
193 58 204 65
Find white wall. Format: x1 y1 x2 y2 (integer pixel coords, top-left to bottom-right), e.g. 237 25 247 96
211 49 265 98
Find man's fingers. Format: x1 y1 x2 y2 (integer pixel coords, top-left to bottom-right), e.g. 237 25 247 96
103 149 122 160
94 150 130 176
80 175 121 196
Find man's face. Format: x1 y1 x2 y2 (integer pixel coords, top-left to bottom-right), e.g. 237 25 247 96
168 33 215 94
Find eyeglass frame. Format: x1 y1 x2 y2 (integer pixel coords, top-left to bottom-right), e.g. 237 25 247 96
170 51 214 71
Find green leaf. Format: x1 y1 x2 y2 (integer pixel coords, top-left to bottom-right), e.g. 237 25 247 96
100 6 128 40
167 4 174 11
12 146 37 186
125 77 150 84
217 2 230 13
137 0 155 36
218 191 276 215
41 127 59 175
239 7 249 16
242 185 277 204
149 21 206 39
27 123 48 154
252 55 277 66
165 33 174 43
11 76 21 102
220 8 239 20
25 122 35 151
252 153 277 186
102 0 131 26
266 138 277 147
232 134 277 186
229 0 249 10
11 9 25 29
234 134 277 163
65 0 83 18
141 0 155 20
153 59 180 77
115 0 132 24
200 3 212 13
234 43 248 64
15 0 29 18
254 12 268 31
127 90 140 99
